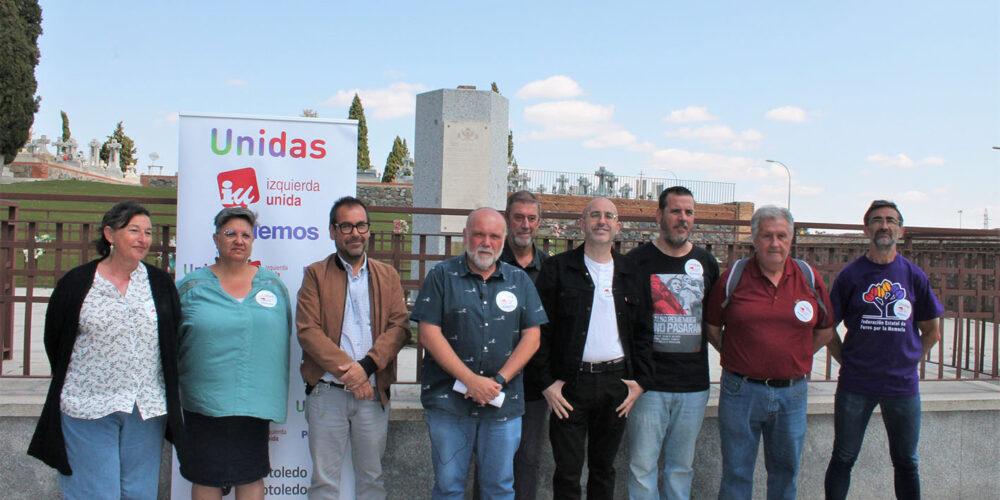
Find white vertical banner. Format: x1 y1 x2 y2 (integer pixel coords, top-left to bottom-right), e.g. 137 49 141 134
172 113 357 498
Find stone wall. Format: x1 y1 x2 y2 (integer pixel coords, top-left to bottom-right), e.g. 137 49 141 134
358 182 413 207
5 160 139 185
140 175 178 188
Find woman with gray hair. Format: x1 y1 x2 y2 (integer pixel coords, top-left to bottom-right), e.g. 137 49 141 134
177 207 292 499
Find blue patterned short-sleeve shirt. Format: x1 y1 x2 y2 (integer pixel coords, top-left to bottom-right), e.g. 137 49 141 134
411 254 547 420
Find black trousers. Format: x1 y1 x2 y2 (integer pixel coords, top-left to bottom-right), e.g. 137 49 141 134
549 369 628 500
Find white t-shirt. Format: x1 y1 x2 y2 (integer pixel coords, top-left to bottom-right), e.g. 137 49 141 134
582 254 625 362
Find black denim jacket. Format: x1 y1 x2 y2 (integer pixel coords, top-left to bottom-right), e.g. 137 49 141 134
528 244 653 391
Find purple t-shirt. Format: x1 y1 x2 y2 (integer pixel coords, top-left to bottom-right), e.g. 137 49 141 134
831 254 944 397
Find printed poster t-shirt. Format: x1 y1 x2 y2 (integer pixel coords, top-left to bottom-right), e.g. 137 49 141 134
626 242 719 392
831 254 944 397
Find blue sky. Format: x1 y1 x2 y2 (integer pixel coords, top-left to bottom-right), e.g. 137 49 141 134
28 1 999 228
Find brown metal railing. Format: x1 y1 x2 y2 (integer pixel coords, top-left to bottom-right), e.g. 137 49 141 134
2 197 997 383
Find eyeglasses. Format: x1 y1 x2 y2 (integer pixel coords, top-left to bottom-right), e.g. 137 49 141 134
586 211 618 221
333 222 371 234
868 217 900 227
222 229 254 240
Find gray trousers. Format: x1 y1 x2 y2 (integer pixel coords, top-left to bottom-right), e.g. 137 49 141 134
306 383 390 500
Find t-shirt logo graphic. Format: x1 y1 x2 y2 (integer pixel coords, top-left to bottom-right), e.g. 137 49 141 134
862 279 907 318
650 274 704 353
217 167 260 207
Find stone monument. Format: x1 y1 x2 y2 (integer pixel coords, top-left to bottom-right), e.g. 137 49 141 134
413 87 509 253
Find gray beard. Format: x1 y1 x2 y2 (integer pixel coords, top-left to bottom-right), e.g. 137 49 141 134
664 234 690 248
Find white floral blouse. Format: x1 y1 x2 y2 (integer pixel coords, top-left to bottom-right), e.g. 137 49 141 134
60 264 167 420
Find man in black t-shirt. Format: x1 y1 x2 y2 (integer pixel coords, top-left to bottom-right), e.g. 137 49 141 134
625 186 720 500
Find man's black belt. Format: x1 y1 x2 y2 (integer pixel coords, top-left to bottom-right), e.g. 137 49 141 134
580 357 625 373
321 380 346 388
732 372 803 388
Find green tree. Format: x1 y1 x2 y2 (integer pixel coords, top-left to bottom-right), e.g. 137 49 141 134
0 0 42 164
507 131 514 165
60 110 70 141
348 93 371 170
491 82 500 94
382 136 407 183
99 121 137 172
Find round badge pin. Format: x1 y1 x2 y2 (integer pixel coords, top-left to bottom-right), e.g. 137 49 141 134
255 290 278 308
496 290 518 312
793 300 814 322
893 299 912 320
685 259 704 277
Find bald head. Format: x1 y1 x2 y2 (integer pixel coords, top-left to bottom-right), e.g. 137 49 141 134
582 197 617 218
466 207 507 233
580 197 620 246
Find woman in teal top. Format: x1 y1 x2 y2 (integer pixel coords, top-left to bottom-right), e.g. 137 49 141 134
177 207 291 499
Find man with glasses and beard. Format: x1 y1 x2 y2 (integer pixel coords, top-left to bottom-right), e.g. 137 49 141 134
530 197 652 500
412 207 548 500
625 186 719 500
823 200 943 500
297 196 411 500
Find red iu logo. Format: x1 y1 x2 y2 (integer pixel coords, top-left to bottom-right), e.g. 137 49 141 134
217 167 260 207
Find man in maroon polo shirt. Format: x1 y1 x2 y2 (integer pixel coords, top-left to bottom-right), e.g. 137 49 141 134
705 205 834 500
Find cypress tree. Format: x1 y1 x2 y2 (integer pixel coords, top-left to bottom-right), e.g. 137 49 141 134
60 110 70 141
348 93 371 170
99 121 138 172
382 136 405 183
0 0 42 164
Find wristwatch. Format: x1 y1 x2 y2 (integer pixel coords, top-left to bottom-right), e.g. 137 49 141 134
493 373 507 388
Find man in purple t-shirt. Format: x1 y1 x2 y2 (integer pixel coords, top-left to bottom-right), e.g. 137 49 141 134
824 200 944 500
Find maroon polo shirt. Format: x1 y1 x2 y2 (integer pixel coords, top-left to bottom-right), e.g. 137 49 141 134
705 255 833 379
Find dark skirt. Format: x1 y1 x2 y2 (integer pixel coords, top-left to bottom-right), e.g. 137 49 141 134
179 410 271 487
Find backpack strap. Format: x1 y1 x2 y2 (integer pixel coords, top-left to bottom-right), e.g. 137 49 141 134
721 258 748 309
793 258 828 318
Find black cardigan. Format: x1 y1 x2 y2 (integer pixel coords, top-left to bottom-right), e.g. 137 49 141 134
27 260 185 475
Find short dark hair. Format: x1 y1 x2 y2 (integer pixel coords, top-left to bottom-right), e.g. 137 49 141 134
330 196 369 226
505 190 541 215
213 207 257 232
658 185 694 210
95 200 150 257
863 200 903 226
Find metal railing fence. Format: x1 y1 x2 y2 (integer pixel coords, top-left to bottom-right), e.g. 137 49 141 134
2 198 997 384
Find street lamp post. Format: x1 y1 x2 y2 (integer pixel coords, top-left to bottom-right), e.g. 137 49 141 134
766 159 792 210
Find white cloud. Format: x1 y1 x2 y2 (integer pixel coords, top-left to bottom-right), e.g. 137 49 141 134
583 130 637 148
920 156 946 166
646 148 773 181
765 105 807 123
664 106 717 123
323 82 428 119
628 141 657 152
524 100 613 125
516 75 585 99
896 190 929 203
522 100 618 140
664 125 764 150
154 111 179 126
866 153 915 168
225 78 247 86
522 99 652 152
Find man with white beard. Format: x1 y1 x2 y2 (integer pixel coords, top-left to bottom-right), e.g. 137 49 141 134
412 207 548 500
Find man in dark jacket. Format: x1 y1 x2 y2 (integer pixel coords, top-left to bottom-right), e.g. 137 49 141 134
530 197 653 500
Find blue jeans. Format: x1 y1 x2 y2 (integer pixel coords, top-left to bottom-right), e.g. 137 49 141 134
717 370 807 500
824 388 921 500
426 409 521 500
59 405 167 500
626 389 710 500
